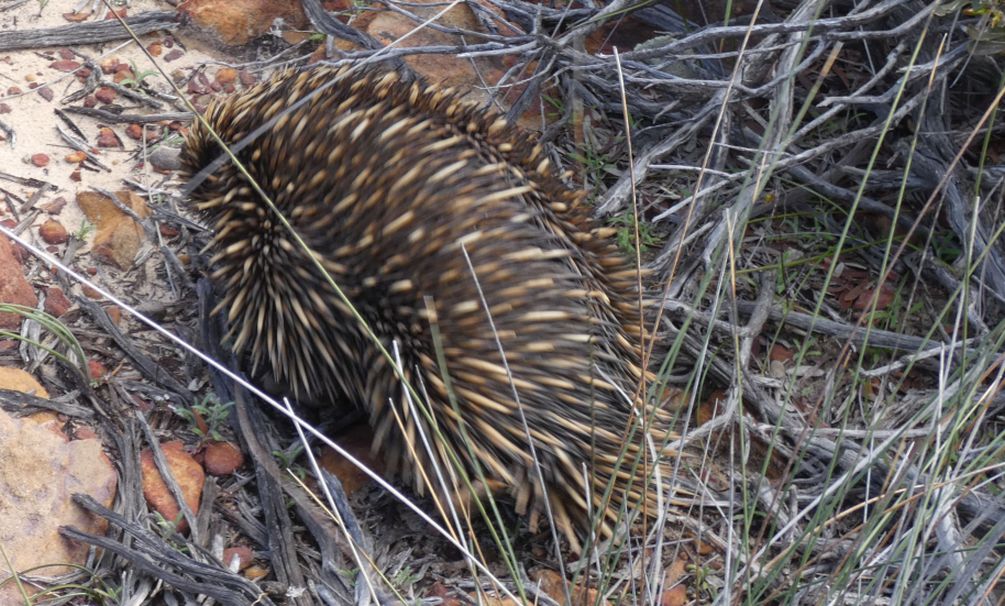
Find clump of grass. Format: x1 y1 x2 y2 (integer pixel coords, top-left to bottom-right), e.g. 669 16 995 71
0 303 88 382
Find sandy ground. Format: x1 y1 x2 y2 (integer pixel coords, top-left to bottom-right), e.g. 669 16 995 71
0 0 225 245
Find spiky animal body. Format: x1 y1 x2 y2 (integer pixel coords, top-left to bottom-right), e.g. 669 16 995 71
182 65 675 548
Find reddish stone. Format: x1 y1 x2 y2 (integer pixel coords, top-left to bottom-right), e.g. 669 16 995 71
44 286 71 317
182 0 308 45
49 60 81 72
38 220 68 244
317 428 382 496
39 197 67 214
104 306 121 325
0 237 38 329
140 441 205 533
159 224 180 238
216 67 237 85
125 124 143 140
76 190 150 270
0 407 117 602
203 441 244 476
94 87 116 104
221 546 254 571
95 127 119 148
87 359 107 380
63 10 91 22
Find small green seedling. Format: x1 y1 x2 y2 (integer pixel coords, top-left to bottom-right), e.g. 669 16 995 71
175 394 233 442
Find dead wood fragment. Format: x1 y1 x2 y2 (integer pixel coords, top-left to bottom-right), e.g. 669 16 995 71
0 11 179 52
64 106 193 124
62 495 275 605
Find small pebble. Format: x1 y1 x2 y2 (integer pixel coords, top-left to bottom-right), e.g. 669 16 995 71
94 86 116 104
39 219 68 245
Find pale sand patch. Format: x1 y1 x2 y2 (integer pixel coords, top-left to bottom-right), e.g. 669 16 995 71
0 0 229 261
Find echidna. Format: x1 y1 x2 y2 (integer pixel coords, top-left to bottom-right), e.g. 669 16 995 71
182 64 677 549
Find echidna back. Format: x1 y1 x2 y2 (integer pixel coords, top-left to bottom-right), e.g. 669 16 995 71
182 65 674 550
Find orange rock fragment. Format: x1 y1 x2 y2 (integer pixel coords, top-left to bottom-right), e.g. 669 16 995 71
140 440 205 532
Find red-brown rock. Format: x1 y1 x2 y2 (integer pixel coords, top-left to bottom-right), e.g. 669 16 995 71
39 197 67 214
38 219 68 245
0 237 37 329
94 86 117 104
140 441 205 533
181 0 308 46
203 441 244 476
0 405 116 604
43 286 71 317
63 10 91 22
87 358 107 380
95 127 120 148
125 124 143 140
49 60 81 72
216 67 237 85
76 190 151 270
222 546 254 571
317 427 382 496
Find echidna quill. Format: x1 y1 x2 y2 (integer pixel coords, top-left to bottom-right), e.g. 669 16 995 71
182 64 678 550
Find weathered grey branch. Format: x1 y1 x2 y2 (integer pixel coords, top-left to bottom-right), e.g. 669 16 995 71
0 11 178 51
